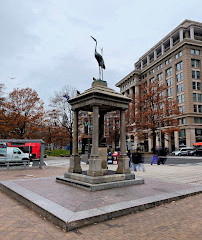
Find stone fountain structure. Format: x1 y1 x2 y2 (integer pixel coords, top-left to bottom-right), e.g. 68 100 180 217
56 80 144 191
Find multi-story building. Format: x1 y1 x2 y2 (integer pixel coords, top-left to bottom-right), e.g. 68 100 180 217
116 19 202 152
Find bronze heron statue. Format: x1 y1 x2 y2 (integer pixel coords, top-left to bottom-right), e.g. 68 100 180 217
91 36 105 80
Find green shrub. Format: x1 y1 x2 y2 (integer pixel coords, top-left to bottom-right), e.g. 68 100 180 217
44 149 70 157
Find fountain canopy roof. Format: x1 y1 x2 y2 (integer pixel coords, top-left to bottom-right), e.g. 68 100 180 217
68 81 131 112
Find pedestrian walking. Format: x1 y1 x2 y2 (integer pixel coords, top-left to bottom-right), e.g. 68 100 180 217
132 148 145 172
151 148 167 165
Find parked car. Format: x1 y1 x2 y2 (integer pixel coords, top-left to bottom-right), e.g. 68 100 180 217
172 147 193 156
188 148 202 156
0 147 31 162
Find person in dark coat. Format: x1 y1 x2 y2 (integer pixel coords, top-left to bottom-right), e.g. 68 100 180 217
156 148 167 165
132 148 145 172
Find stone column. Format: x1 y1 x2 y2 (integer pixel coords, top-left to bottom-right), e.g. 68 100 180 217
148 136 153 152
141 60 143 70
87 105 103 176
147 55 150 65
135 84 139 95
174 131 179 150
190 26 194 40
154 49 157 60
165 133 172 152
117 110 130 174
179 29 183 41
170 37 173 49
134 135 138 150
129 87 134 98
68 110 82 173
186 128 195 147
161 44 164 55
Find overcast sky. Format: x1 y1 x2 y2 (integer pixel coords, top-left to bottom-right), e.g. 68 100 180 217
1 0 202 107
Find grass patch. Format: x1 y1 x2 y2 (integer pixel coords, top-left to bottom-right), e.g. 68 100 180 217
45 149 70 157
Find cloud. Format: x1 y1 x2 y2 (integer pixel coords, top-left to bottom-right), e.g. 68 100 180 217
0 0 202 107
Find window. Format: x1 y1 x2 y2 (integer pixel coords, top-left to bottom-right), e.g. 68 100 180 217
179 129 186 138
193 93 197 102
167 78 173 86
178 95 181 103
192 71 195 78
178 118 185 125
192 59 200 68
195 128 202 136
181 83 184 92
171 88 173 96
197 82 201 90
180 72 183 80
157 73 163 81
166 67 172 77
165 60 168 65
179 51 182 57
195 117 199 123
177 72 183 82
193 82 196 89
200 118 202 124
191 49 200 55
149 77 154 83
176 74 180 82
177 85 181 93
181 94 184 103
182 105 185 113
175 54 178 59
167 88 173 96
196 71 200 79
191 59 195 67
192 71 200 79
198 94 201 102
149 69 154 75
194 105 197 112
176 61 183 71
199 105 202 113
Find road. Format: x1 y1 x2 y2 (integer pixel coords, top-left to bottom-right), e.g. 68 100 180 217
44 155 202 167
143 155 202 164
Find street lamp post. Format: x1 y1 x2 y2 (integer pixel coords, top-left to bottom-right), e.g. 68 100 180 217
63 94 73 155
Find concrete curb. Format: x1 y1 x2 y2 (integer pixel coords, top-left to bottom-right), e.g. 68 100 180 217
0 180 202 231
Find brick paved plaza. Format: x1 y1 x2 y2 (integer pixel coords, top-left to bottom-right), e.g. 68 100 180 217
0 162 202 239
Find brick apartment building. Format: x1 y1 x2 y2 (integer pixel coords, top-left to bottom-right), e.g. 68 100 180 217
116 19 202 152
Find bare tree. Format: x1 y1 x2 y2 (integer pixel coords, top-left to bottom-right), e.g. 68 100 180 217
49 85 78 154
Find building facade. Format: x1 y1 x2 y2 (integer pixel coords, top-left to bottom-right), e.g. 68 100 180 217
116 20 202 152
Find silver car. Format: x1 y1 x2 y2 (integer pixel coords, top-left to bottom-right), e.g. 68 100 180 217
172 147 193 156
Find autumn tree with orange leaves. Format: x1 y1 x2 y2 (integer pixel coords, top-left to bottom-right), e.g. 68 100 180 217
1 88 45 139
128 78 180 153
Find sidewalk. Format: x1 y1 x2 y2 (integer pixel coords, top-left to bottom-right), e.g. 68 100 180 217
0 163 201 239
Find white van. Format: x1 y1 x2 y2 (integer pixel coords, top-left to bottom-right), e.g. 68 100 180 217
0 147 31 162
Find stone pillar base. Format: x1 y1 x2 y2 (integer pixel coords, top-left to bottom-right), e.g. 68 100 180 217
98 147 108 173
116 155 130 174
68 155 82 173
87 155 103 176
